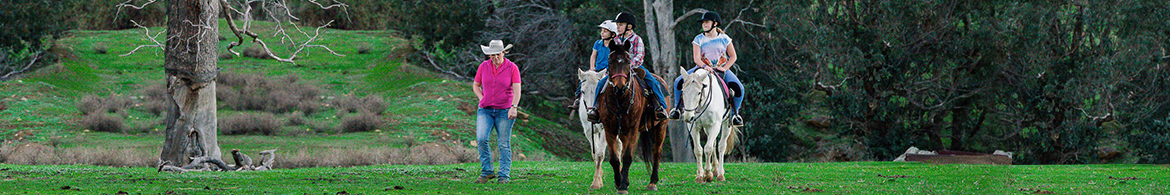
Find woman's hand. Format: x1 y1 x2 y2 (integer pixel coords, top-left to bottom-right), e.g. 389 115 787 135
703 65 716 73
508 107 518 119
715 65 729 72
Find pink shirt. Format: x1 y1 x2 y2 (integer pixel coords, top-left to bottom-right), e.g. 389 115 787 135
474 58 521 109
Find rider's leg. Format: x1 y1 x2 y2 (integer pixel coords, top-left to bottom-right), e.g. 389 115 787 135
642 68 668 121
587 76 608 123
669 76 684 119
669 67 700 119
723 71 744 126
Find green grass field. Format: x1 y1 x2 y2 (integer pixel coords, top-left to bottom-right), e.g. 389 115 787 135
2 162 1167 194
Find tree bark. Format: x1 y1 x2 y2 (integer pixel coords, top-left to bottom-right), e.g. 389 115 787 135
159 0 222 166
643 0 693 162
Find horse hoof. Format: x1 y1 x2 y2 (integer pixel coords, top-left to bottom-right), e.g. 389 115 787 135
646 184 658 191
589 184 602 190
704 175 715 182
617 190 629 194
716 175 726 182
695 177 706 183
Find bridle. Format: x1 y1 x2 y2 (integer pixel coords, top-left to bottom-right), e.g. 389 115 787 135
682 72 717 123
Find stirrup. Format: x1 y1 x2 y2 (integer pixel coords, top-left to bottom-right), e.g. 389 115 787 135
668 109 681 120
654 108 668 121
587 109 601 123
731 115 744 126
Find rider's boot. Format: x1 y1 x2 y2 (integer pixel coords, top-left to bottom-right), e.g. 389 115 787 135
731 114 744 126
654 107 668 121
668 108 681 120
587 108 601 123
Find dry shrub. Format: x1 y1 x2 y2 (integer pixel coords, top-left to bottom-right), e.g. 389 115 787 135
141 84 169 116
93 44 108 54
277 143 475 168
356 43 372 54
127 119 164 134
216 72 323 115
0 143 154 166
81 113 124 133
406 142 477 165
340 112 384 133
0 101 6 112
242 46 271 59
0 143 55 164
331 95 387 115
286 112 308 126
54 147 156 166
77 94 135 115
76 95 104 115
219 113 281 135
218 52 235 60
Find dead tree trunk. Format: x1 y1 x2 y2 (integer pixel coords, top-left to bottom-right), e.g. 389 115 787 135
643 0 707 162
159 0 223 166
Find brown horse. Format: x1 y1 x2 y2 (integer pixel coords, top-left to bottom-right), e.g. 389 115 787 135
596 40 670 194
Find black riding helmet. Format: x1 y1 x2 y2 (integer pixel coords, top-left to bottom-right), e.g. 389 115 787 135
614 12 637 28
698 11 721 25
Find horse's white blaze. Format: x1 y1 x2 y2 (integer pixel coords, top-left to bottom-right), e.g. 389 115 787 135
577 69 608 188
678 66 735 182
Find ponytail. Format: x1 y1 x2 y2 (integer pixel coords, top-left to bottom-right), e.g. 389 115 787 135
714 27 724 34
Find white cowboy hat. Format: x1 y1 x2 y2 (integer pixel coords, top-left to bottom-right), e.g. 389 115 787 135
480 40 513 55
598 20 619 34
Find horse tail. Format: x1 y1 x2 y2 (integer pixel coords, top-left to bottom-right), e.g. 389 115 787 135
639 132 653 163
725 124 740 152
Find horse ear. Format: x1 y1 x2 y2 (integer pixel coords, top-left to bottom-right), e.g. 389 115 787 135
578 69 585 80
600 69 608 76
679 66 689 77
613 40 628 52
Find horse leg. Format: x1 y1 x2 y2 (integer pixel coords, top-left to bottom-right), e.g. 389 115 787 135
646 123 666 191
606 134 623 192
716 124 733 182
617 137 635 194
591 132 606 189
690 126 705 183
703 122 720 182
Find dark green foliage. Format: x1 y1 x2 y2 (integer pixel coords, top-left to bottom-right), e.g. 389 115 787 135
0 0 71 51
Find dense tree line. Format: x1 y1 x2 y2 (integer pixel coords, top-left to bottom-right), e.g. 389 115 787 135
383 0 1168 164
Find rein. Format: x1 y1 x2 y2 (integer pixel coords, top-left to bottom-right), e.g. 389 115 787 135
683 73 717 124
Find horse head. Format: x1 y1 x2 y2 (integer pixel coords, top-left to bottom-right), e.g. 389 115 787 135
578 68 607 108
678 66 713 121
606 39 634 96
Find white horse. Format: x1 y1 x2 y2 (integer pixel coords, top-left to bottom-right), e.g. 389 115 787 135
577 69 609 189
677 66 739 183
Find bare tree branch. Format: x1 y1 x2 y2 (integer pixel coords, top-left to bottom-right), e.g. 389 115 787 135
114 0 159 22
0 52 41 81
422 51 467 79
725 0 767 29
219 0 347 63
671 8 709 28
121 20 166 57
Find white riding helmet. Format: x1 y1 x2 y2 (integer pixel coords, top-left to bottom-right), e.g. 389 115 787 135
597 20 619 34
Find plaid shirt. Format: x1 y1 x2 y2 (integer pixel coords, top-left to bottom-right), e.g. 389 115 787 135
616 33 645 69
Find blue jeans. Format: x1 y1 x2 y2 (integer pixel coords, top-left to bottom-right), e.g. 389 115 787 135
476 108 514 179
673 67 744 115
593 67 667 109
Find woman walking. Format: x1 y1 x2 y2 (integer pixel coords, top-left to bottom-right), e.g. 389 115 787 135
473 40 522 184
